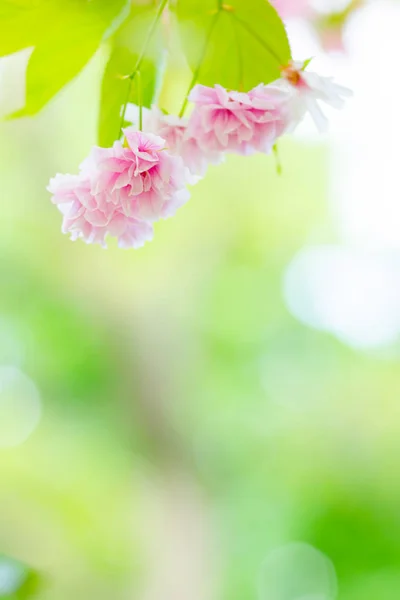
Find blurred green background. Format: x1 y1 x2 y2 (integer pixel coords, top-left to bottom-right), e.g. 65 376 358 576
1 11 400 600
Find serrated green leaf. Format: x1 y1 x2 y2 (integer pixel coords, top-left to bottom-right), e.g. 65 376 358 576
98 5 164 146
176 0 292 91
5 0 131 117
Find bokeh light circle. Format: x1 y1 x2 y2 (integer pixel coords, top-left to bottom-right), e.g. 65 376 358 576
0 558 25 595
258 542 338 600
283 245 400 349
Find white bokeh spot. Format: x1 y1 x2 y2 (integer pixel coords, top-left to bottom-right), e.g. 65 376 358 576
258 542 337 600
283 245 400 349
0 559 26 595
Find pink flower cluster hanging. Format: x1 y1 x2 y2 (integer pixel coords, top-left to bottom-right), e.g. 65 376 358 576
48 131 189 248
48 62 351 249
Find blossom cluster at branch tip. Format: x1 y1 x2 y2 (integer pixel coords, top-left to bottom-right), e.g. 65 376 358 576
187 83 289 156
49 61 350 249
48 130 190 248
279 61 352 133
143 106 224 179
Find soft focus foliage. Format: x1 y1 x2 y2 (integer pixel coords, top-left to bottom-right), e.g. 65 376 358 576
3 0 130 116
0 1 398 600
1 44 400 595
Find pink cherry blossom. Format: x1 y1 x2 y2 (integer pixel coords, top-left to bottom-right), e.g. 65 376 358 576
245 84 293 151
279 61 352 132
48 129 191 248
85 129 190 222
144 106 223 178
187 84 288 156
271 0 311 19
48 173 154 248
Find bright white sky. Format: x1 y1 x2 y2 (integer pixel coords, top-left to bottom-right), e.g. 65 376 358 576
284 0 400 350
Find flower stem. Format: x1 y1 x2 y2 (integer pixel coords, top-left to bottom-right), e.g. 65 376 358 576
137 71 143 131
119 0 168 136
273 143 282 175
178 10 220 118
128 0 168 81
119 79 133 135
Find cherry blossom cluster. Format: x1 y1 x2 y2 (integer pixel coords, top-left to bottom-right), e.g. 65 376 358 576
48 131 189 248
48 62 351 249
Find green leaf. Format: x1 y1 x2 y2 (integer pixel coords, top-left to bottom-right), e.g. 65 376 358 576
11 40 99 118
176 0 292 91
98 5 164 146
99 50 158 145
0 0 130 58
0 1 53 57
6 0 131 117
